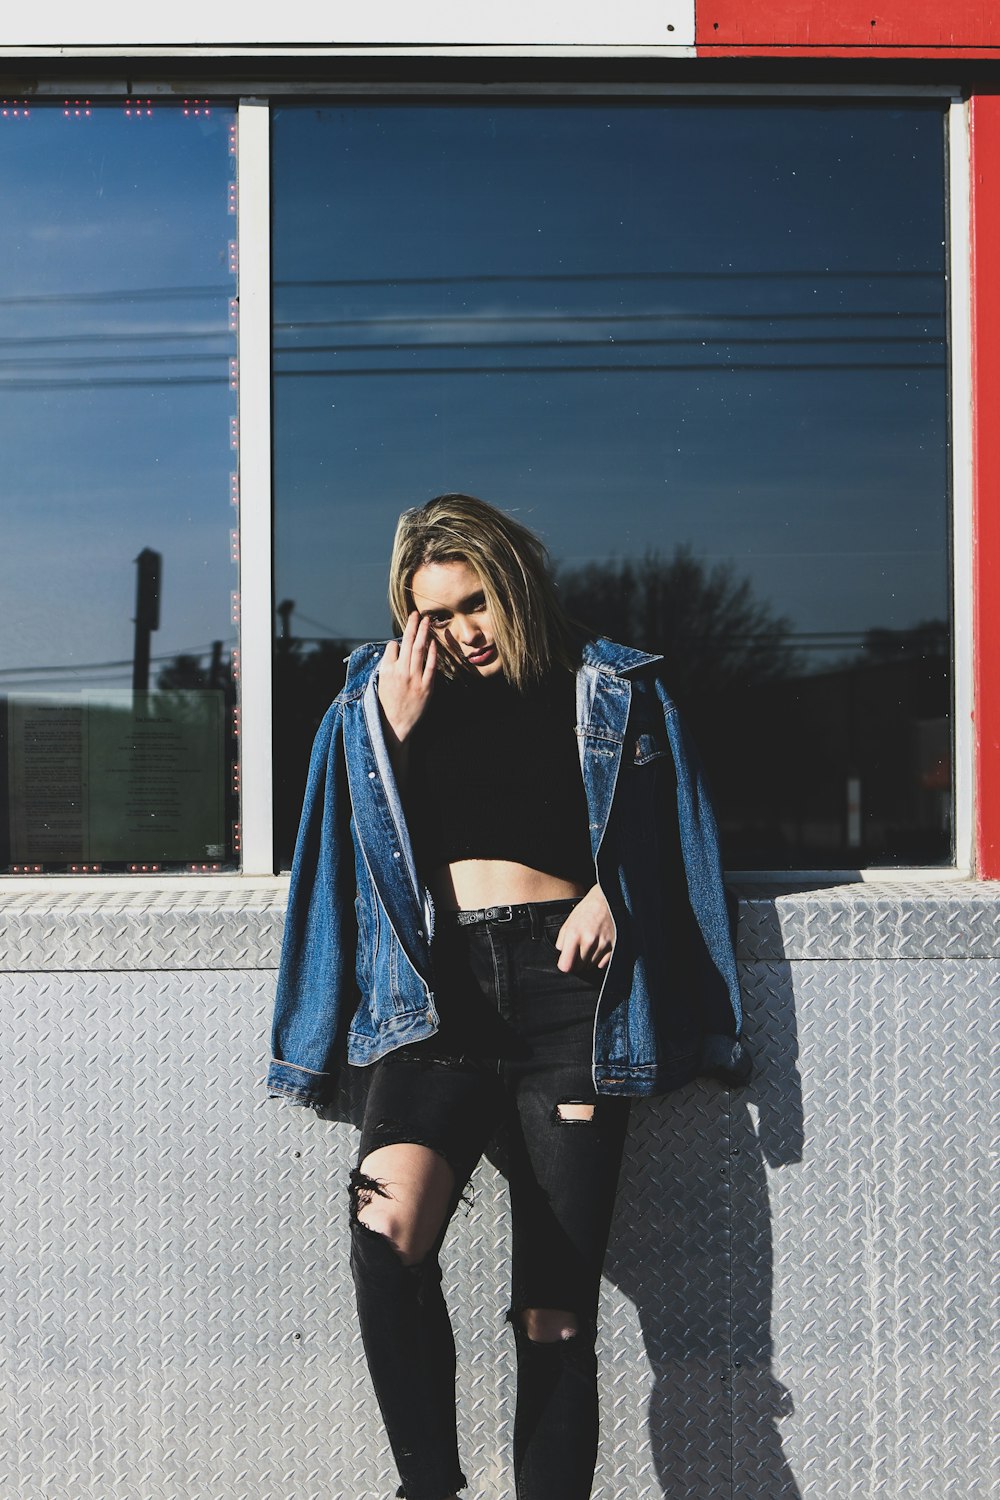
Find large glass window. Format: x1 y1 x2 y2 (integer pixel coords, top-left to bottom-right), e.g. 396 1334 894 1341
272 100 951 872
0 102 238 873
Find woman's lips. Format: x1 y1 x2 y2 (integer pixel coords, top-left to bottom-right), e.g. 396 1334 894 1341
465 645 495 665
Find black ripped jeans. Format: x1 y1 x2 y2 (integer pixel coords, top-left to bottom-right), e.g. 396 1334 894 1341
349 897 631 1500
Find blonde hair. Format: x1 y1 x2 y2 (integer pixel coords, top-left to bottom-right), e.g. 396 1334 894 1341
387 493 578 690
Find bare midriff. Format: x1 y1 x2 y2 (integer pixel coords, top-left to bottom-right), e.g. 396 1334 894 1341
428 859 590 913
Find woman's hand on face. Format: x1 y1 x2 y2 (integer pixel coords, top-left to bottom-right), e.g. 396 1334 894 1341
377 610 437 744
552 884 615 976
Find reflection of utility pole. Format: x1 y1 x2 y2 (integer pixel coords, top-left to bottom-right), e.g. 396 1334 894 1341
132 548 162 692
276 599 294 645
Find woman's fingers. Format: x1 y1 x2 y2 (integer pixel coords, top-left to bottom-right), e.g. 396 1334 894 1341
411 613 433 680
554 911 614 975
390 611 428 678
421 633 437 687
395 608 418 673
378 612 437 741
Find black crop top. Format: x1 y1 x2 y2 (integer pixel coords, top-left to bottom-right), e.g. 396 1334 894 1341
404 664 594 886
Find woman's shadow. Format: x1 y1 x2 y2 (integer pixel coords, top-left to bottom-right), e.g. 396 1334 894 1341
603 921 804 1499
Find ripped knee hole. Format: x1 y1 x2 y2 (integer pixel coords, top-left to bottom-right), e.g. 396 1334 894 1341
513 1307 582 1343
553 1100 596 1125
348 1167 392 1222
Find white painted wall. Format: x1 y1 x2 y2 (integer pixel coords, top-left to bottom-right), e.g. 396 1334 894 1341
1 0 695 50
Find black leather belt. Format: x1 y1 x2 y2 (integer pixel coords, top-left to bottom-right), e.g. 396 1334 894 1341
451 904 517 924
444 898 580 926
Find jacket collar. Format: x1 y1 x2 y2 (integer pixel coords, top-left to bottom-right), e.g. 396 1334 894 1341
341 642 385 700
577 635 662 675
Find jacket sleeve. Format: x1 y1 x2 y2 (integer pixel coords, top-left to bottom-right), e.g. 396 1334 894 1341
652 673 752 1084
265 699 361 1106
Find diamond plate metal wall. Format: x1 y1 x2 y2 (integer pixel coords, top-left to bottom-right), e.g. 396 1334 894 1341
0 882 997 1500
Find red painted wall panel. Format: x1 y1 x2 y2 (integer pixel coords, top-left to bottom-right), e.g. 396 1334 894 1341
970 94 1000 877
697 1 1000 53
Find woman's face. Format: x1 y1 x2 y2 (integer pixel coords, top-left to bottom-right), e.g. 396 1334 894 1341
409 558 503 678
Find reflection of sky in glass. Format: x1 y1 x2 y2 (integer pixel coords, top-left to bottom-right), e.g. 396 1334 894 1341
0 106 237 693
272 102 948 665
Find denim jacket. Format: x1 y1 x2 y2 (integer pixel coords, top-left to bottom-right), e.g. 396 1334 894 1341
266 634 751 1106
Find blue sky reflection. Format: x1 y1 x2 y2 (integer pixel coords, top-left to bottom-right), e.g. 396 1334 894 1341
0 106 237 694
272 102 948 662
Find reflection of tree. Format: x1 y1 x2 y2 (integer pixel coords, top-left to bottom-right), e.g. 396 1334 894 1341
275 638 351 712
554 548 802 868
155 644 238 865
156 643 234 697
273 639 352 870
859 617 948 665
156 657 213 691
554 545 801 714
157 636 352 870
552 552 951 867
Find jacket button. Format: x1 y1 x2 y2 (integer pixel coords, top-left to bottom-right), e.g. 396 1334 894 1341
392 851 401 858
368 771 376 778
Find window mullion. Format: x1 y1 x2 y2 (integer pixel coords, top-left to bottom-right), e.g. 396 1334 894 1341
236 98 274 875
948 96 974 876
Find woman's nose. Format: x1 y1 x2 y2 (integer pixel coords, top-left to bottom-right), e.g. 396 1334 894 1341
454 614 483 643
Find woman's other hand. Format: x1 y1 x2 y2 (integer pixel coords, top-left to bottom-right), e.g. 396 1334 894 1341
377 610 437 745
553 885 615 975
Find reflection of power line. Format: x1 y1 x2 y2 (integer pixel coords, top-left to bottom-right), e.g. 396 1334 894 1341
292 608 347 636
0 643 230 679
0 285 229 308
0 312 940 358
3 352 230 370
0 329 232 351
2 358 943 392
274 334 942 357
0 332 942 377
275 309 942 332
275 269 942 289
0 376 224 390
275 361 942 377
0 272 940 311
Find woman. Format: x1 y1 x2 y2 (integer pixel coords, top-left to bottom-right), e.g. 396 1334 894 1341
267 493 750 1500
